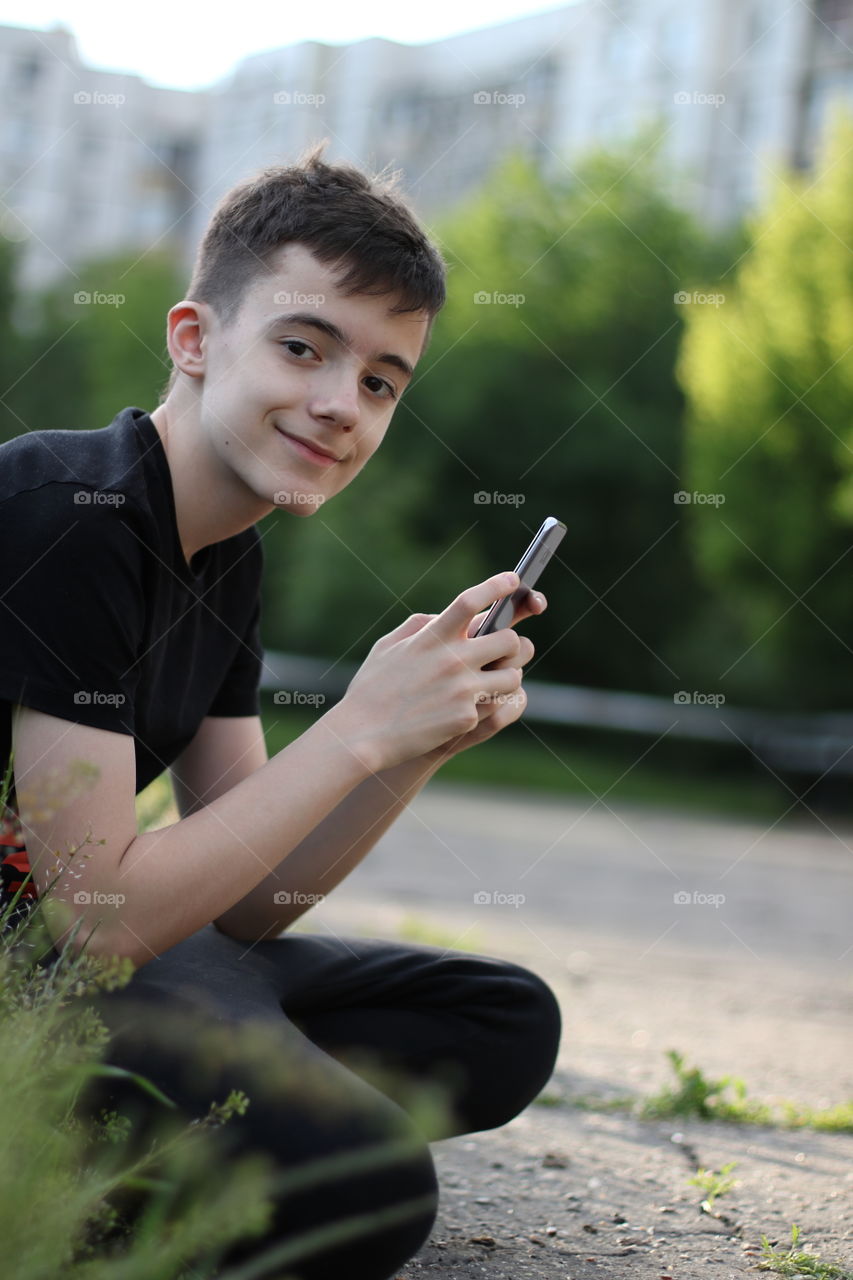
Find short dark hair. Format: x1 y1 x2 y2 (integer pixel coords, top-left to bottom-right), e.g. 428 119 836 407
160 141 446 399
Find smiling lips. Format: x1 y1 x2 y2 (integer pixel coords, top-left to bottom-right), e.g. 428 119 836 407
275 426 341 467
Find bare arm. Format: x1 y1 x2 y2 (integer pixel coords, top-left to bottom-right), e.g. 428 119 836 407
209 591 545 941
212 751 444 940
16 572 527 968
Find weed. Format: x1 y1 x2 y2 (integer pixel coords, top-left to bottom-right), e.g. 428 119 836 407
688 1161 738 1209
567 1050 853 1133
758 1224 853 1278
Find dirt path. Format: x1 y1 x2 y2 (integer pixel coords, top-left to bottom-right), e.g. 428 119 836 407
289 783 853 1279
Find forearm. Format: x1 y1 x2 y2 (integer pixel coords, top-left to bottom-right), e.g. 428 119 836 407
213 751 444 940
98 711 371 968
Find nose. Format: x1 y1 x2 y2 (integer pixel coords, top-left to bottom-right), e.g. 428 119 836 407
308 371 360 433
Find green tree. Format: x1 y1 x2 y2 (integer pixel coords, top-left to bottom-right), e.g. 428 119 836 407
393 142 730 692
8 250 182 438
678 110 853 709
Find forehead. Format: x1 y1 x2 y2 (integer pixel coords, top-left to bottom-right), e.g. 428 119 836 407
240 242 430 363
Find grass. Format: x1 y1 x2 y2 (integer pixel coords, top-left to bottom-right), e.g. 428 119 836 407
258 698 791 822
758 1225 853 1278
539 1049 853 1134
688 1161 739 1209
0 759 457 1278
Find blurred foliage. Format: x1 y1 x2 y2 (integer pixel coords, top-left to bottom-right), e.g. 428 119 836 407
2 250 180 442
679 110 853 709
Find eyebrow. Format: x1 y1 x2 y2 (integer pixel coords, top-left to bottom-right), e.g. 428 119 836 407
265 311 415 381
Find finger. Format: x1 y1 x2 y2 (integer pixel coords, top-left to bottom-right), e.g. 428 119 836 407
481 636 534 671
477 666 523 702
510 590 547 627
429 572 520 643
467 589 547 637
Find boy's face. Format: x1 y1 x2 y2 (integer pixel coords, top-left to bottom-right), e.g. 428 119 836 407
190 243 430 516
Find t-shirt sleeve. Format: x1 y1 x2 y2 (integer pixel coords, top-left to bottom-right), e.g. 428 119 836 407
0 486 145 734
207 554 264 719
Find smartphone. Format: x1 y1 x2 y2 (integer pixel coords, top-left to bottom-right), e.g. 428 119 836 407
475 516 566 636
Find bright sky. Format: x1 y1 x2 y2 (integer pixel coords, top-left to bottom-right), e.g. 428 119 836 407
0 0 579 90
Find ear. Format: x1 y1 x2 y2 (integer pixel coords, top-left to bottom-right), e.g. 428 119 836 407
165 300 213 381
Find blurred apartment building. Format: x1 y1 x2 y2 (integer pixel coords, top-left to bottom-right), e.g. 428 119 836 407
1 0 852 292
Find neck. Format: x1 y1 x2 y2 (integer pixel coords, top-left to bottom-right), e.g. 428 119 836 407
149 395 273 566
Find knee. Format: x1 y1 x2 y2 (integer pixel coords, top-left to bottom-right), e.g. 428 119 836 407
468 962 563 1132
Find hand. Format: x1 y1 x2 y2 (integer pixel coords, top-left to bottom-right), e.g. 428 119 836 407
330 572 541 773
421 588 546 766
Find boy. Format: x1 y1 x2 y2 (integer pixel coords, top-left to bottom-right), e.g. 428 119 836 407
0 144 561 1280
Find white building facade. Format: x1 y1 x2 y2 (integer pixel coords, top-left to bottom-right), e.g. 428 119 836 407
1 1 853 292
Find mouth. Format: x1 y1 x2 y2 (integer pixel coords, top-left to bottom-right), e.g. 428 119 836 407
274 426 341 468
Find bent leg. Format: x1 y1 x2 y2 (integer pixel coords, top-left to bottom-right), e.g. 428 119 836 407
73 935 439 1280
244 931 564 1137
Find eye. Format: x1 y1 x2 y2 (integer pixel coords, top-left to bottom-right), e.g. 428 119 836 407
281 339 317 359
363 374 397 401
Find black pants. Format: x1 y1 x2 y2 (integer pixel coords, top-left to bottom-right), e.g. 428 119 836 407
71 922 562 1280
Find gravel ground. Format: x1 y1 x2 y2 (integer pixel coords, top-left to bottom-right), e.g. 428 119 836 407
287 784 853 1280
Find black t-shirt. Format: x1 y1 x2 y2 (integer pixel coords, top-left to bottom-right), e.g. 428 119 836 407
0 405 264 923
